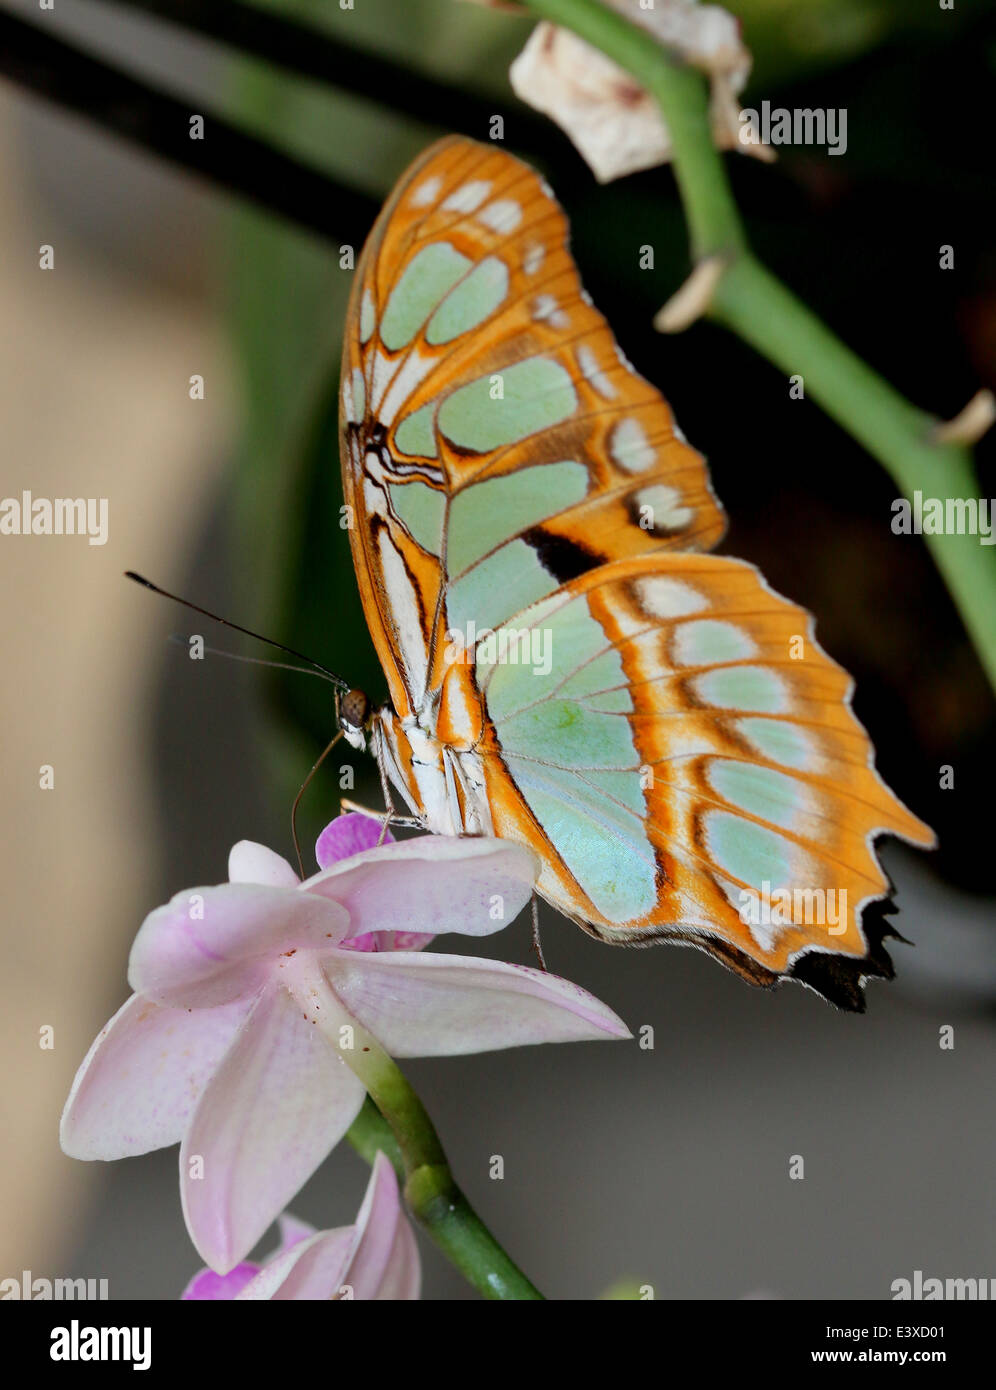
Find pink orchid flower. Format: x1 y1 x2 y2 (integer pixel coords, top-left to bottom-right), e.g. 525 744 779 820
182 1152 419 1300
61 815 630 1273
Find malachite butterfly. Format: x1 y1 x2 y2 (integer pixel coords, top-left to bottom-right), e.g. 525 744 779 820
337 135 934 1010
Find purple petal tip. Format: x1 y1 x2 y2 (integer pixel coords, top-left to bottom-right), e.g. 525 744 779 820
315 813 393 870
181 1262 261 1300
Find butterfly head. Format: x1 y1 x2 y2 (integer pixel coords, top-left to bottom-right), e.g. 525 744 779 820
338 687 372 751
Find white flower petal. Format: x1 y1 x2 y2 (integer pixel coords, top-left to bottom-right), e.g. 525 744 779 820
181 983 366 1273
228 841 300 887
239 1153 420 1300
327 951 631 1057
303 835 538 940
372 1210 422 1300
60 993 251 1159
129 882 349 1007
236 1228 355 1301
339 1152 420 1300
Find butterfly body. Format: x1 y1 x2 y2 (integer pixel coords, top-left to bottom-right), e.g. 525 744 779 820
338 136 934 1008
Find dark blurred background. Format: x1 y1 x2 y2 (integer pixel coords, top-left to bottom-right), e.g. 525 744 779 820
2 0 993 1298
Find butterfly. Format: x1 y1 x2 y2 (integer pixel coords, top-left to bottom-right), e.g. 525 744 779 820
336 135 934 1010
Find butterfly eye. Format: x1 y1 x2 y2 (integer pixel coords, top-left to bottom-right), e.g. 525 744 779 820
340 689 371 734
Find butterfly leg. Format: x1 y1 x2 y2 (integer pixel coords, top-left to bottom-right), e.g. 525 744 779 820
339 798 422 830
530 894 548 973
374 747 399 846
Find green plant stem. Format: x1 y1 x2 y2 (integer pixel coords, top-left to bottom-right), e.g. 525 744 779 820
346 1095 406 1180
710 259 996 687
338 1019 543 1300
521 0 996 693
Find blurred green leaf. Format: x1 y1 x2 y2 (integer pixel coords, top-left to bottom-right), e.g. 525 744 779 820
737 0 992 88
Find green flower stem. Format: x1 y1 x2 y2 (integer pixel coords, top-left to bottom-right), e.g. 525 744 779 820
346 1095 406 1180
710 259 996 690
328 1003 542 1299
521 0 996 692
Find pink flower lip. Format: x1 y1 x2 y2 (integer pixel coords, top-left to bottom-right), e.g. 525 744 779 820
315 813 391 869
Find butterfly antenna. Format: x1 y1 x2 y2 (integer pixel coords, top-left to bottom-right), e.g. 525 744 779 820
126 572 348 691
291 729 343 878
165 634 339 683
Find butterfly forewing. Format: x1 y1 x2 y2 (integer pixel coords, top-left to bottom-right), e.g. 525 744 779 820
340 137 725 716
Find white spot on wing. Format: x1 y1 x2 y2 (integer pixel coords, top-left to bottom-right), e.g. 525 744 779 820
342 366 366 425
634 483 692 531
634 576 708 618
377 530 428 700
532 294 570 329
576 344 618 399
410 176 442 208
442 180 491 213
611 418 656 473
360 289 376 344
363 473 387 518
478 199 522 234
524 243 545 274
370 350 396 415
377 351 434 426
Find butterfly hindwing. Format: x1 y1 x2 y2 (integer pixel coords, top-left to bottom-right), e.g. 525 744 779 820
471 552 933 1006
